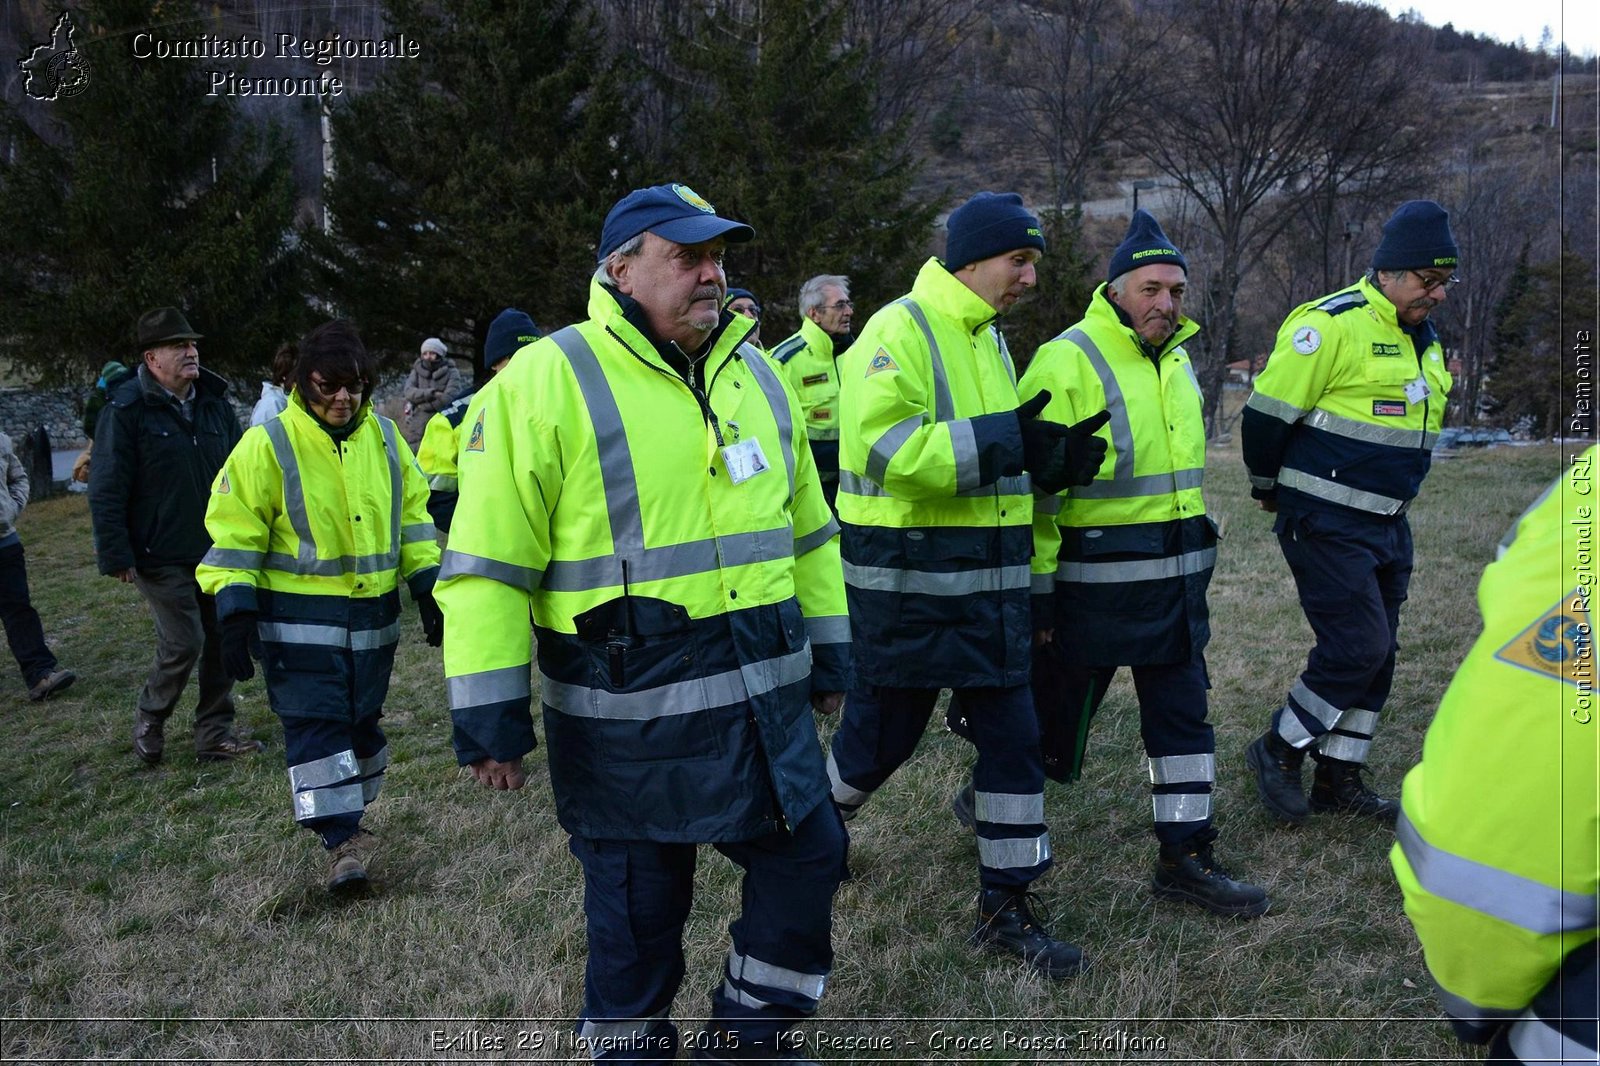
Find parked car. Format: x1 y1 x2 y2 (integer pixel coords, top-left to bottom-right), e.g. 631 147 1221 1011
1434 426 1513 454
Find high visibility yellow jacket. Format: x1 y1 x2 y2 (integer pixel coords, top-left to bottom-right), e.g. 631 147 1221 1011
772 317 842 444
1021 286 1214 665
416 390 476 531
1391 449 1599 1050
437 280 849 843
1242 276 1453 517
196 392 440 720
837 257 1032 688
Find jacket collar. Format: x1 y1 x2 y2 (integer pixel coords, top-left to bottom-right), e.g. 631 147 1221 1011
1358 274 1439 349
910 257 1001 335
285 385 375 442
130 363 228 406
586 278 755 375
1086 283 1200 360
797 315 836 358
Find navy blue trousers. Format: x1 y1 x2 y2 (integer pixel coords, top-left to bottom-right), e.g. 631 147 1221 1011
568 800 846 1064
281 712 387 848
1271 508 1412 764
828 684 1050 890
1038 656 1215 846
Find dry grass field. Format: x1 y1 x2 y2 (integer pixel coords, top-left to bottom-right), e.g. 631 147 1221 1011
0 441 1571 1063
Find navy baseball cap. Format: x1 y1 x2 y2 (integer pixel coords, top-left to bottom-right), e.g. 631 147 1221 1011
597 183 755 262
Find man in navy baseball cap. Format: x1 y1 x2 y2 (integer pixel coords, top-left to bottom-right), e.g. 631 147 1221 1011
597 183 754 262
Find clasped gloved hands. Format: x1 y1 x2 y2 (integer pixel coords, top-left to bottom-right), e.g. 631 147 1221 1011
1016 390 1112 493
221 611 260 682
417 591 444 648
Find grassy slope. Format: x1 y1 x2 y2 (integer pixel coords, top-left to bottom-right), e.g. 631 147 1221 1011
0 443 1568 1063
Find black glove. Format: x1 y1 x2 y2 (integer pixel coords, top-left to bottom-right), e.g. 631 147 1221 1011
221 611 259 682
1063 409 1112 486
417 591 444 648
1017 390 1076 494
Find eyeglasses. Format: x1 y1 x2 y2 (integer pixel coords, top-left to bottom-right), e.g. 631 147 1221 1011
309 374 366 399
825 300 853 311
1408 270 1461 294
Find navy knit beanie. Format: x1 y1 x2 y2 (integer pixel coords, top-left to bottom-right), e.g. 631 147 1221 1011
481 308 540 376
944 192 1046 272
1106 209 1187 283
1371 200 1459 271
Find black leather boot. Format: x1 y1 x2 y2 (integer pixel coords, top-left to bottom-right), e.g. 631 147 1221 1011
1152 829 1270 918
1310 758 1400 823
970 889 1085 979
1246 730 1309 825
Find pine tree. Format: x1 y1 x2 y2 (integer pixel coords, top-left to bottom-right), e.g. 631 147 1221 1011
1487 246 1596 438
0 0 304 385
643 0 938 333
310 0 632 368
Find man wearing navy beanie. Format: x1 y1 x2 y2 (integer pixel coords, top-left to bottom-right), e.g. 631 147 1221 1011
1011 208 1268 919
827 191 1109 980
1243 200 1459 829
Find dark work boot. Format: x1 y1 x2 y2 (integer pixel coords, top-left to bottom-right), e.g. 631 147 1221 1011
1310 758 1400 823
951 780 975 831
970 889 1085 980
1246 730 1309 825
1152 829 1270 918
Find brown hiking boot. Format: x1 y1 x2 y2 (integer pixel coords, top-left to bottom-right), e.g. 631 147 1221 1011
132 711 166 765
28 669 76 702
196 733 265 762
327 830 373 894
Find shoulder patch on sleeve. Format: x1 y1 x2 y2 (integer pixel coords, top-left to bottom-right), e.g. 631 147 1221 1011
1291 326 1322 355
216 472 230 494
1494 589 1591 687
465 409 486 453
865 348 900 377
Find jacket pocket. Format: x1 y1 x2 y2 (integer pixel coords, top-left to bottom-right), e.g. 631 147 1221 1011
897 528 994 627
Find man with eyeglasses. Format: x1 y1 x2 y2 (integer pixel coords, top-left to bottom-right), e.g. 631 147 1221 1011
771 275 856 511
1242 200 1459 827
90 307 262 766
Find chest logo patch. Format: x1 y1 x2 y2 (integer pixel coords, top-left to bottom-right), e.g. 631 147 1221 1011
1372 400 1407 417
1495 588 1591 687
865 348 899 377
1371 341 1403 358
802 373 830 386
1291 327 1321 355
465 409 485 453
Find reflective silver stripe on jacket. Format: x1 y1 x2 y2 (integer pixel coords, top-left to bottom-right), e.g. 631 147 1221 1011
440 549 543 593
1396 813 1600 934
1244 391 1307 425
447 663 532 710
542 646 811 721
726 947 827 1001
261 416 407 577
1507 1014 1595 1064
1249 474 1278 490
548 327 796 591
202 547 266 570
1149 753 1215 785
805 614 850 645
1057 547 1216 585
258 620 401 651
949 418 981 493
794 517 841 558
1071 467 1204 500
1277 468 1409 515
896 298 955 422
1305 407 1437 449
840 470 1030 499
826 749 871 807
866 415 920 486
742 341 798 502
978 832 1051 870
1031 571 1053 595
1152 793 1211 822
1498 470 1564 559
427 473 458 493
844 561 1032 596
1064 328 1135 486
288 749 359 792
1034 492 1063 515
974 790 1045 825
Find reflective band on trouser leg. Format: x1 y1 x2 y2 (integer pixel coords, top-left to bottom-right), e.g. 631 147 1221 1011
288 747 367 823
1148 753 1214 824
1275 680 1345 750
722 947 827 1013
1317 707 1379 764
825 748 869 815
975 789 1051 874
1507 1013 1598 1064
357 745 389 803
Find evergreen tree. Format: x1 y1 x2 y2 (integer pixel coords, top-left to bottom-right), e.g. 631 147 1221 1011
1003 208 1097 366
644 0 937 333
311 0 632 370
0 0 304 385
1487 246 1596 438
